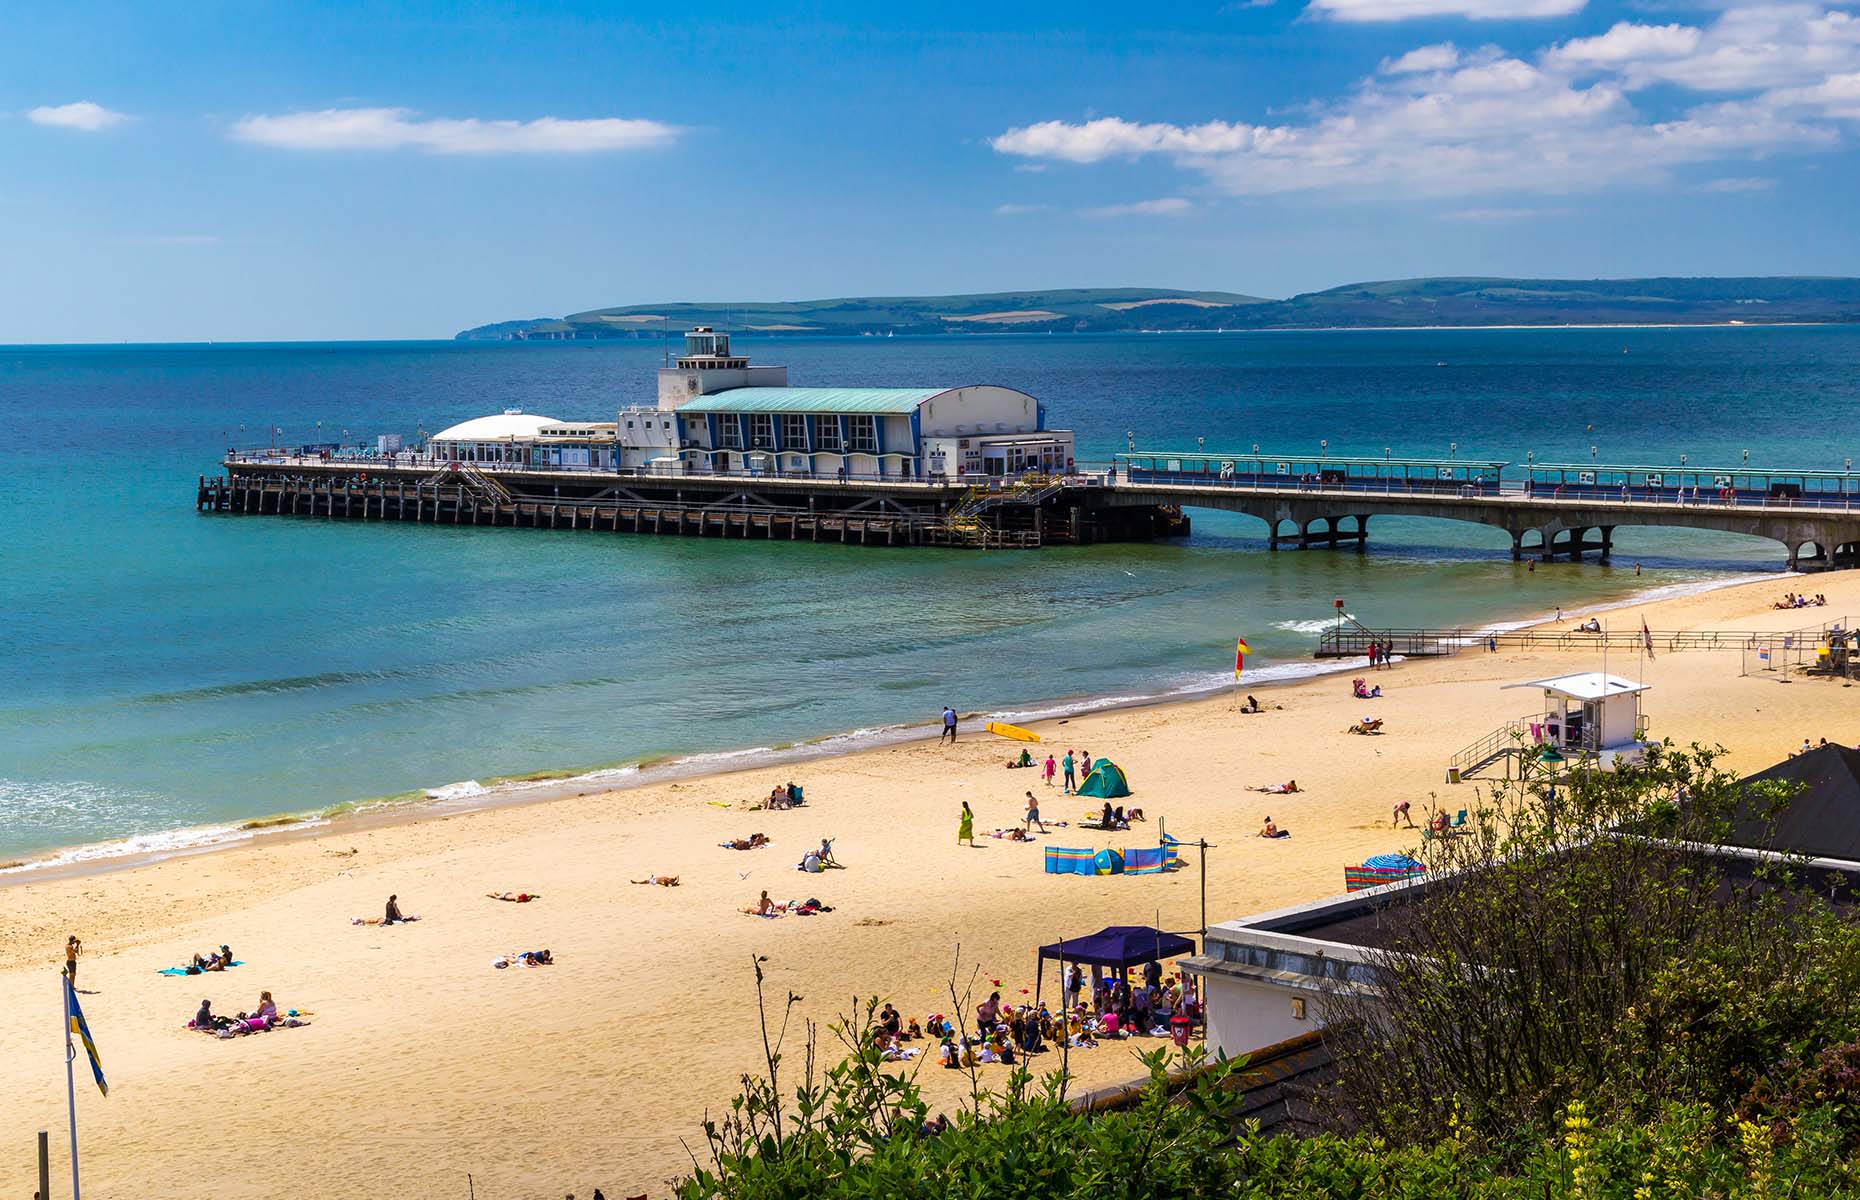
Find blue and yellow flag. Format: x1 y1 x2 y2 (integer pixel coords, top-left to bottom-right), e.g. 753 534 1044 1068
65 973 107 1097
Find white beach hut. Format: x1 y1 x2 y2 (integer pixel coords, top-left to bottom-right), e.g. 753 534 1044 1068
1503 671 1652 770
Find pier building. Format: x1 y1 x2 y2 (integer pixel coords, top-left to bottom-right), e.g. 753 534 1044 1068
424 328 1073 481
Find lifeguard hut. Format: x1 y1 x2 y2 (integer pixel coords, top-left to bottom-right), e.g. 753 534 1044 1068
1503 672 1651 771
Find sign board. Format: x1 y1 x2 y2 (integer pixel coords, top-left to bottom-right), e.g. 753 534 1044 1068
1713 475 1734 488
1276 463 1290 476
1578 472 1596 485
1437 467 1455 480
1219 461 1236 479
1645 473 1663 487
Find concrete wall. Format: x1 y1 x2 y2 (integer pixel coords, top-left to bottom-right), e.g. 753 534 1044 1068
919 386 1042 439
1203 975 1320 1058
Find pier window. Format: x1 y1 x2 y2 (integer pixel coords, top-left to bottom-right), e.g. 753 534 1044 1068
718 417 743 450
847 415 878 453
815 416 843 452
782 414 808 450
749 414 776 450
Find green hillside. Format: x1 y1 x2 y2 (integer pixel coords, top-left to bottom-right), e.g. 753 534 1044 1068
456 277 1860 339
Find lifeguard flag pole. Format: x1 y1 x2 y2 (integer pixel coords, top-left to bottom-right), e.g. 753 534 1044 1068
63 969 107 1200
1232 637 1251 708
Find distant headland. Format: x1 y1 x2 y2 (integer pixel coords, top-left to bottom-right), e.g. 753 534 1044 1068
456 277 1860 340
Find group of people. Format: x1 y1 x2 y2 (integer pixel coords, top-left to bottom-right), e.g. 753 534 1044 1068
189 990 299 1038
1085 801 1144 831
1776 592 1828 609
763 782 806 810
182 944 235 974
1020 749 1095 793
868 964 1201 1067
742 889 832 917
1350 678 1382 699
1365 642 1394 670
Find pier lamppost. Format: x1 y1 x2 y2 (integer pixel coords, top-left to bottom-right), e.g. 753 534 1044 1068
1450 441 1458 459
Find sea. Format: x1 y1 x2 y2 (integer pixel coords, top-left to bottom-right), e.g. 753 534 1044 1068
4 325 1857 869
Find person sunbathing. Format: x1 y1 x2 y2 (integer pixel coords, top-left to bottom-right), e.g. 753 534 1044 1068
744 889 776 916
252 990 279 1024
767 786 792 810
487 891 539 902
1248 781 1299 794
193 998 215 1030
1257 816 1286 838
721 833 771 850
631 874 680 886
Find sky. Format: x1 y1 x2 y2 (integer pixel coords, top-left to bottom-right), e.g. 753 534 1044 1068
4 0 1860 341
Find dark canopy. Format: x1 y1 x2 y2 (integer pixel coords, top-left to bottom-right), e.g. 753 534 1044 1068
1037 925 1196 969
1731 744 1860 861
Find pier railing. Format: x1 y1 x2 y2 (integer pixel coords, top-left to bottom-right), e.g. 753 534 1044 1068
224 449 1114 492
1317 617 1852 659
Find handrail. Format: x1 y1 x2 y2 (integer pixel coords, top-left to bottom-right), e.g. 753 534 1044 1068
1450 718 1528 774
1318 617 1851 659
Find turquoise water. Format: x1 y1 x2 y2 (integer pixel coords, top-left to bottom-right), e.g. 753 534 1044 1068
3 327 1856 864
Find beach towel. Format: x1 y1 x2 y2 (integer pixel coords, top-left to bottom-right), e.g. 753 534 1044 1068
1124 846 1167 875
158 961 244 976
1043 846 1096 876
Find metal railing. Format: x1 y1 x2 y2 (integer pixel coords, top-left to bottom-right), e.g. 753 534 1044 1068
1318 616 1852 659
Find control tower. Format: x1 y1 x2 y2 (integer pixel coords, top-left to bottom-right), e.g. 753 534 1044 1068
656 326 787 409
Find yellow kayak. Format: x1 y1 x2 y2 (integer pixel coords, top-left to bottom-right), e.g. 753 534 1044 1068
986 721 1041 743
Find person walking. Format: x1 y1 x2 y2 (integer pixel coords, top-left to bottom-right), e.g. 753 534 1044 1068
1062 750 1076 793
940 705 958 744
1024 790 1047 834
957 800 975 847
1042 754 1057 787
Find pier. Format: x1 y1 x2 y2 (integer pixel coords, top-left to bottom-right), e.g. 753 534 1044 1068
202 447 1860 569
197 456 1187 548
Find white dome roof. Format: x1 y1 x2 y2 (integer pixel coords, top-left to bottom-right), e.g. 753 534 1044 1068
431 410 559 442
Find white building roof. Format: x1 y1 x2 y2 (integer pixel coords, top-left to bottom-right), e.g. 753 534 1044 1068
1502 672 1650 701
431 410 560 442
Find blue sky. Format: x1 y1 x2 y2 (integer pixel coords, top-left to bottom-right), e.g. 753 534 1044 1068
4 0 1859 341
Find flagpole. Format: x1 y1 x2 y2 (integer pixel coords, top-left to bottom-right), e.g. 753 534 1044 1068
63 973 80 1200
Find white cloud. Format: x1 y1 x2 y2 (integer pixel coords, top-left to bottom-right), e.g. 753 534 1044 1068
994 203 1052 215
1080 197 1194 218
1769 69 1860 118
1696 175 1777 191
1307 0 1585 22
27 101 129 132
1552 6 1860 93
1542 22 1702 71
229 107 680 153
994 4 1860 200
1382 43 1464 75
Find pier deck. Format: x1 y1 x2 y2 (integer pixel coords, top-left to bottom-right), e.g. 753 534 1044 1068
202 448 1860 569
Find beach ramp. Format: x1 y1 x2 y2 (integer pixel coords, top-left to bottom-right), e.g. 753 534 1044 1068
1044 846 1097 876
1077 760 1131 799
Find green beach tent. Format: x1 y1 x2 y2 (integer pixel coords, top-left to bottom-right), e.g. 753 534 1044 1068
1077 760 1131 799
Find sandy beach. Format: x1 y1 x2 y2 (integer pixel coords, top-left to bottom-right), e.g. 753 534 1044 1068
5 570 1859 1198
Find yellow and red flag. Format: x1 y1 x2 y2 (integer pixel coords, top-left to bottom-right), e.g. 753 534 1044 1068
1234 637 1252 678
